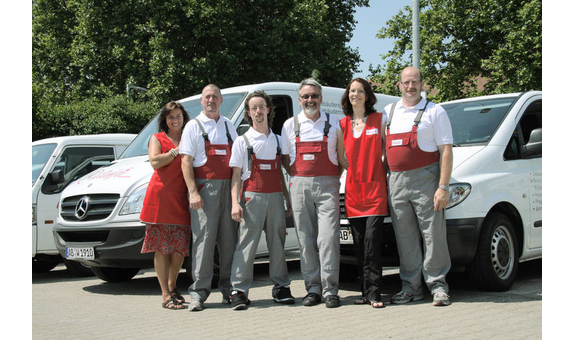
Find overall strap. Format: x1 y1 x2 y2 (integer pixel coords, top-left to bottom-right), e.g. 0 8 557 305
323 112 331 137
413 100 430 127
224 121 233 143
242 134 254 171
386 102 398 130
194 118 210 155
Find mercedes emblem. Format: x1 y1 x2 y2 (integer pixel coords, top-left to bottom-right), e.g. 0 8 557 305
75 196 90 220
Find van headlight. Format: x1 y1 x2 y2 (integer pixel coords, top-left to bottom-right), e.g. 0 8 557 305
446 183 471 209
119 184 148 215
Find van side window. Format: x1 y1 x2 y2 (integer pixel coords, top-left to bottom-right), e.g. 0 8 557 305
42 147 115 194
271 96 293 135
236 95 294 136
504 99 542 160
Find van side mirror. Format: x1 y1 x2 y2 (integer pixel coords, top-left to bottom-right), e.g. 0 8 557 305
524 128 542 158
237 123 250 136
51 169 65 184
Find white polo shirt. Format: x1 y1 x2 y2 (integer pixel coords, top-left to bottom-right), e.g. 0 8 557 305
384 99 453 152
229 127 281 181
280 110 340 166
179 112 238 167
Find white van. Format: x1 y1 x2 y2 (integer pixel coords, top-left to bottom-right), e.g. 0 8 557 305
32 134 135 275
54 82 399 282
339 91 542 291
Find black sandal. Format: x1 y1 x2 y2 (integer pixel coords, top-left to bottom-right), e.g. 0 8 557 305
162 296 185 310
354 297 370 305
170 289 185 304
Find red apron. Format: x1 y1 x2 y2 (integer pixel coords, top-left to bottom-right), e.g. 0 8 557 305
290 113 339 177
192 118 234 180
385 101 439 172
140 132 190 225
242 134 283 193
341 113 389 217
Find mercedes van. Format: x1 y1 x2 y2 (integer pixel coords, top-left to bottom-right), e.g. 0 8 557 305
54 82 399 282
32 134 135 275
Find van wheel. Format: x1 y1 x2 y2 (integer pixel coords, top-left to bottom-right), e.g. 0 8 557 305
91 267 140 282
468 212 518 292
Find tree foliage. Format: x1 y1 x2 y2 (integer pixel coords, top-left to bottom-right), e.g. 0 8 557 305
33 0 367 106
370 0 542 102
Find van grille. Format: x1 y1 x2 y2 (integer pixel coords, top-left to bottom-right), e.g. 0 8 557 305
61 194 120 222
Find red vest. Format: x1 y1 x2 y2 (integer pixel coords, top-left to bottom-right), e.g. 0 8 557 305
341 113 389 217
192 118 234 180
242 134 283 193
385 101 439 172
140 132 190 226
290 113 339 177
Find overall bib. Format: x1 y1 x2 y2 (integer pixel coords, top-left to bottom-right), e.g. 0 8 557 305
231 134 290 297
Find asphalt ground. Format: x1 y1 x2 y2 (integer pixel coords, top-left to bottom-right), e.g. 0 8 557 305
31 255 542 339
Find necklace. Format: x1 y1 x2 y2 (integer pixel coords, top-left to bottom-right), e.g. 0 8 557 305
352 116 366 127
166 132 181 147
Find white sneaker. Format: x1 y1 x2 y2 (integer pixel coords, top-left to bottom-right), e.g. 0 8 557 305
188 299 204 311
432 292 451 306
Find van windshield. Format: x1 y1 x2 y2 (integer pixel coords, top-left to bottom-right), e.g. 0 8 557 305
32 143 57 185
120 92 247 159
442 97 516 146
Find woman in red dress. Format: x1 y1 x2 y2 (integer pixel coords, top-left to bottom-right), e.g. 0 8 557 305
140 101 191 310
337 78 389 308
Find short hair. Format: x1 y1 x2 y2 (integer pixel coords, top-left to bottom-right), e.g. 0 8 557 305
399 67 423 82
341 78 377 117
202 84 222 97
243 90 275 129
298 78 323 96
157 101 190 133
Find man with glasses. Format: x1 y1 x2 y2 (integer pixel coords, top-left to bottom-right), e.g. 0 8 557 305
280 78 342 308
385 66 454 307
227 91 294 310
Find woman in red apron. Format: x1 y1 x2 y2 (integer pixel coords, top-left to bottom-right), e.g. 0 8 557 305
140 102 191 310
337 78 389 308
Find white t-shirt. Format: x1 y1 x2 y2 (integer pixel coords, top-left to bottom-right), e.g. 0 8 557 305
179 112 238 167
280 110 340 166
384 99 453 152
229 127 281 181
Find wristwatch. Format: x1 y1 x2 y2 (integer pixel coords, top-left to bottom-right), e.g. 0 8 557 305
439 185 449 191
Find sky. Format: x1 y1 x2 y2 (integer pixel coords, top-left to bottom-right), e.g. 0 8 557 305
348 0 416 79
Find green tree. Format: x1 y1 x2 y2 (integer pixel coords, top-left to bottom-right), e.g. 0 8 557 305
33 0 367 106
370 0 542 101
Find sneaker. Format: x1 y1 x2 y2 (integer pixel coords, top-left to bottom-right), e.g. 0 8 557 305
433 292 451 306
325 295 341 308
390 291 424 304
302 292 321 306
230 290 250 310
273 286 295 305
188 299 203 312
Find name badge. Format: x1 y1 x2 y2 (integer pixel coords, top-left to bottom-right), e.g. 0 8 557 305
215 149 227 155
391 139 404 146
259 164 272 170
303 154 315 161
366 128 378 136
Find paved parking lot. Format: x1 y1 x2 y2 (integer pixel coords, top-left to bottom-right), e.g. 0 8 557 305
32 256 542 339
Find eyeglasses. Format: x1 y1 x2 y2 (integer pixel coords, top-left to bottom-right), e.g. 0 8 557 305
400 80 421 87
300 94 320 100
249 105 267 112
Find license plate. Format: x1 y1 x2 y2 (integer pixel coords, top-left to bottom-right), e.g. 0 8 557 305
66 247 95 260
340 229 353 244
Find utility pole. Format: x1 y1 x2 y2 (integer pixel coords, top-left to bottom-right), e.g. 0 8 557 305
412 0 420 69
